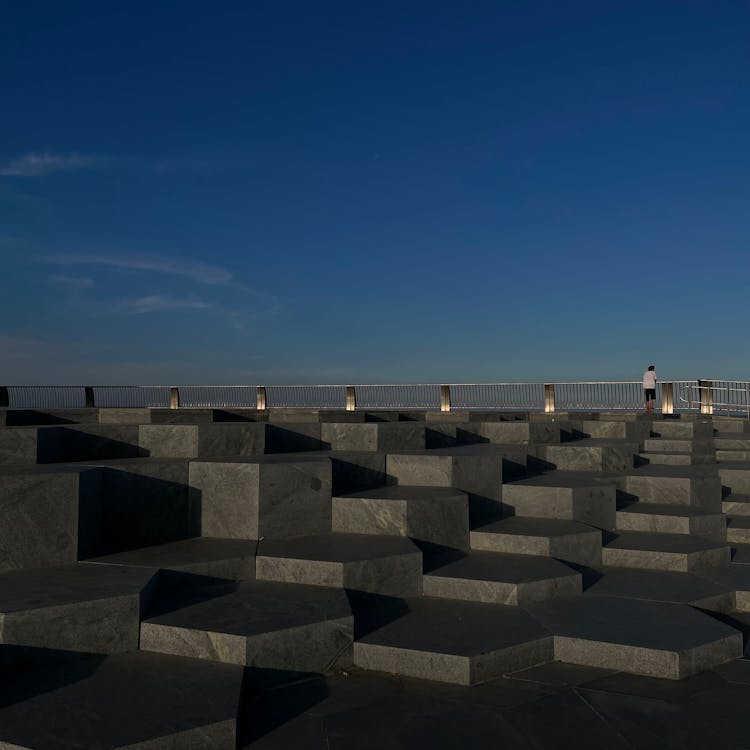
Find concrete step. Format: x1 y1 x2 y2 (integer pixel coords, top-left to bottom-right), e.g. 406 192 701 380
637 452 696 467
332 485 469 550
140 579 353 671
717 450 750 462
642 438 695 453
602 531 730 572
723 494 750 516
321 422 426 452
727 516 750 545
0 651 243 749
719 462 750 495
423 551 581 606
716 435 750 450
651 420 713 439
0 563 156 653
577 419 648 440
615 503 726 541
712 417 750 434
701 563 750 612
536 440 639 473
623 465 722 510
86 537 258 579
528 595 741 679
353 596 553 685
255 534 422 597
502 471 616 530
470 517 602 567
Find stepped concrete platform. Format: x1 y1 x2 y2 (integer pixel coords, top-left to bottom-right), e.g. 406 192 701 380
86 537 258 579
470 517 602 567
386 446 504 525
701 563 750 612
529 595 742 679
503 471 616 530
256 534 422 596
189 455 332 539
353 596 553 685
727 516 750 544
719 462 750 494
643 438 695 453
584 567 734 611
623 465 722 510
332 485 469 550
637 451 705 466
0 651 243 749
576 419 650 441
715 435 750 451
141 579 353 671
723 493 750 516
651 420 714 440
0 563 156 653
423 551 581 605
537 440 639 473
615 502 726 540
459 420 561 445
320 422 426 452
602 532 730 572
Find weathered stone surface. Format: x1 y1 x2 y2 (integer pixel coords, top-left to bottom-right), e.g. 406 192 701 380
719 463 750 495
198 422 265 457
38 425 142 463
139 424 199 458
87 537 258 580
141 580 353 671
624 465 722 510
256 534 422 596
0 563 156 653
423 551 580 606
540 440 638 473
616 503 726 541
353 597 552 685
98 408 152 424
602 532 730 572
529 596 742 679
321 423 425 452
332 485 469 550
265 423 325 452
1 408 99 426
189 456 332 540
464 421 561 445
470 517 602 567
0 651 243 749
329 451 386 495
0 427 38 464
503 472 616 530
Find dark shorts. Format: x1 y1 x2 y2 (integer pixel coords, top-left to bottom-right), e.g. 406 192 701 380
644 388 656 401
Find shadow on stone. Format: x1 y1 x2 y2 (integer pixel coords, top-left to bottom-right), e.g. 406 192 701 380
346 591 410 639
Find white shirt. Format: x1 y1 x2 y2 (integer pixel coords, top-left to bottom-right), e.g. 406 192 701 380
643 370 657 389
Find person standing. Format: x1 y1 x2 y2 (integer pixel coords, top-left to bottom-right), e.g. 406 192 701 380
643 365 657 414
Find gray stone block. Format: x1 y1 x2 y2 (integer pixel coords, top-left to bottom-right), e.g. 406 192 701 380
141 580 353 671
602 532 730 572
727 517 750 544
150 408 215 424
423 551 581 606
0 563 156 653
139 424 199 457
256 534 422 596
615 503 725 540
2 408 99 426
265 423 325 452
189 456 332 540
0 427 38 464
652 420 713 440
719 463 750 495
470 517 602 567
723 493 750 516
197 422 265 457
529 596 742 679
321 423 426 452
469 421 561 445
386 447 504 526
503 472 616 530
98 408 152 424
540 440 638 472
624 466 722 510
38 424 142 463
87 537 258 580
332 485 469 550
329 451 386 495
353 597 553 685
0 651 243 749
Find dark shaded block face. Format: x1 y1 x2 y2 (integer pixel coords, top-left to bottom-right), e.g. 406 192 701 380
37 425 143 463
330 453 386 495
149 409 215 424
197 423 266 457
2 409 99 426
0 471 82 573
265 424 325 453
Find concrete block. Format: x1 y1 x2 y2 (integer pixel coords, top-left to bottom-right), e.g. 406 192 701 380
329 451 386 495
197 423 265 457
624 466 722 510
265 423 325 452
602 532 730 572
189 456 332 540
540 441 638 472
150 408 215 424
719 464 750 495
141 580 353 671
321 423 426 452
333 485 469 550
256 534 422 596
98 408 152 424
38 424 142 462
615 503 725 541
0 427 38 464
139 424 199 458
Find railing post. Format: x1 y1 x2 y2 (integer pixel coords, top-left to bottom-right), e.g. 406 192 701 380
169 386 180 409
84 386 95 408
345 386 356 412
544 383 555 414
256 386 267 410
661 382 674 415
698 379 713 415
0 386 8 408
440 385 451 412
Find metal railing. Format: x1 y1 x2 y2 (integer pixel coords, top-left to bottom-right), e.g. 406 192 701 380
1 379 738 414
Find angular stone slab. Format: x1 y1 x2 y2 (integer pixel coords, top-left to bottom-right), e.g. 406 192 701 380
189 455 332 540
138 424 199 458
332 485 469 550
256 533 422 596
539 440 639 473
727 516 750 544
462 421 561 445
37 424 142 463
1 408 99 426
423 551 581 606
470 517 602 567
616 503 726 541
651 419 713 440
638 451 699 467
0 426 38 464
353 596 553 685
642 438 695 453
716 436 750 450
578 419 649 440
321 423 426 452
700 563 750 613
98 407 152 424
0 651 243 750
503 472 616 530
624 465 722 511
86 537 258 580
719 462 750 495
386 446 503 525
602 532 730 572
0 563 156 653
529 595 742 679
198 422 266 457
141 579 353 671
723 493 750 516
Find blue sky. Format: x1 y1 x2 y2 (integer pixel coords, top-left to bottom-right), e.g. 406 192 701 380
1 1 748 385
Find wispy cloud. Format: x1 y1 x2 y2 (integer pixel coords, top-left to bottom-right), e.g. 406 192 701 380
119 294 211 314
41 253 234 285
0 153 103 177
